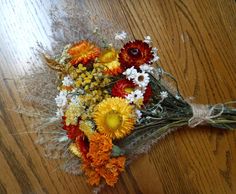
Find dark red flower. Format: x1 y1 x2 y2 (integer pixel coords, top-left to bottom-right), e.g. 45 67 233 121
119 40 153 69
112 79 152 104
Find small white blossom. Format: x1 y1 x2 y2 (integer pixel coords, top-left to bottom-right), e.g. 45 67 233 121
133 72 150 88
151 47 158 53
56 108 64 117
135 109 142 120
160 91 168 99
62 76 74 86
151 47 160 63
175 95 181 100
55 91 67 107
123 66 138 80
144 36 152 44
126 89 143 103
115 31 127 40
151 54 160 63
140 63 154 73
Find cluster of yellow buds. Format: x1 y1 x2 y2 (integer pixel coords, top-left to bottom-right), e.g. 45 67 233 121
65 63 112 122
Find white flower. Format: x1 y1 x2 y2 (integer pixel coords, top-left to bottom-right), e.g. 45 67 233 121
151 54 160 63
175 95 181 100
140 63 154 73
56 108 64 117
144 36 152 44
135 109 142 120
151 47 158 53
133 72 150 88
55 91 67 107
151 47 160 63
160 91 168 99
123 66 138 80
126 89 143 103
62 76 74 86
115 31 127 40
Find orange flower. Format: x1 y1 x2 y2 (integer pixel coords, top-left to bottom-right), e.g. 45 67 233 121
83 156 126 186
99 156 126 186
81 133 126 186
67 40 100 66
87 133 112 166
82 162 101 186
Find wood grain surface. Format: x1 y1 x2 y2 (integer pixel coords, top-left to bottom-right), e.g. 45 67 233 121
0 0 236 193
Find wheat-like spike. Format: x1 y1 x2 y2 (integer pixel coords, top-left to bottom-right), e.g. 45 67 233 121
43 54 65 73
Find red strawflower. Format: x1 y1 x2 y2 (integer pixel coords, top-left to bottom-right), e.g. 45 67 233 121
62 116 81 140
119 40 153 69
112 79 135 98
112 79 152 104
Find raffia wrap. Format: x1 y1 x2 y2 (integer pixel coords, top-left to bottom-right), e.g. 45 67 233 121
188 103 224 128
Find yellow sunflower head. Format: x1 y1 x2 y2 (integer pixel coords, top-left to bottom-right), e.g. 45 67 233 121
93 97 136 139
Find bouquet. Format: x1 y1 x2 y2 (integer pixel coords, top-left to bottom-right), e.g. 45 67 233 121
40 30 236 189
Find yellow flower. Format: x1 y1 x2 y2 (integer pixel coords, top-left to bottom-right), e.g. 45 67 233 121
69 143 81 157
79 120 95 138
93 97 136 139
134 98 144 108
65 103 84 125
97 48 122 76
76 64 87 73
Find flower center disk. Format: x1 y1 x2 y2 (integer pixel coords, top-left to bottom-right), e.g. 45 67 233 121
128 48 141 58
105 111 123 131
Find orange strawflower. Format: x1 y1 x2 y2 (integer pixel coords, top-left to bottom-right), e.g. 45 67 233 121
83 162 101 186
81 133 126 186
67 40 100 66
99 156 126 186
87 133 112 166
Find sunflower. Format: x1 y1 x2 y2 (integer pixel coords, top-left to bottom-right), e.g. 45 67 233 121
98 48 123 75
67 40 100 66
93 97 136 139
119 40 153 69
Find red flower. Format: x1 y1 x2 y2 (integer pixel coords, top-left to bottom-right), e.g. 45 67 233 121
119 40 153 69
62 116 81 140
112 79 152 104
143 84 152 104
112 79 135 98
75 133 89 159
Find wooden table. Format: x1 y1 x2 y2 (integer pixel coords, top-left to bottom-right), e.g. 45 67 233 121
0 0 235 193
